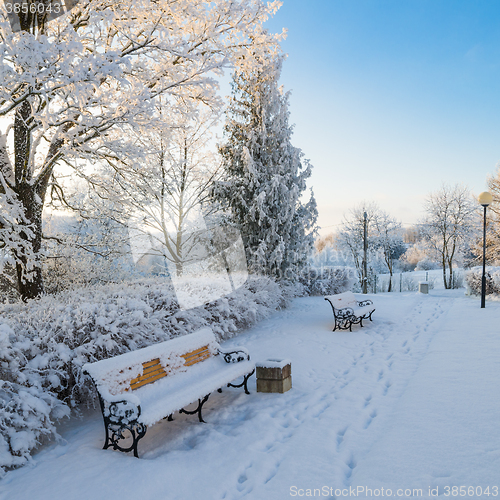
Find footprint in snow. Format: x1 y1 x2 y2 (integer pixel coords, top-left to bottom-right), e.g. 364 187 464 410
364 410 377 429
345 456 357 480
336 427 348 448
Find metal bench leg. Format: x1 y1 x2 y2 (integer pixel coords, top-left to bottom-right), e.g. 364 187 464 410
103 420 147 458
227 369 255 395
243 369 255 395
99 396 146 458
179 394 211 423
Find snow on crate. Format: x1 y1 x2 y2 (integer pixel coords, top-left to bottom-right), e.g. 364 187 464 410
255 358 291 369
83 328 218 398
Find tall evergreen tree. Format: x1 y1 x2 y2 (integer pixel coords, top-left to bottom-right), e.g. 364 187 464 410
214 54 317 280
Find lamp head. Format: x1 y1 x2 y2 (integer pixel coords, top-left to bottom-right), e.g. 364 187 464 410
478 192 493 207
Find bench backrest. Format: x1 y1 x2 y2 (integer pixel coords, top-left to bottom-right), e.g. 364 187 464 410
325 291 357 310
84 328 218 396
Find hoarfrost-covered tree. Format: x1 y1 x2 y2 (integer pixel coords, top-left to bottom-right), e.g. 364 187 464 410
336 202 404 291
421 184 478 289
42 194 134 293
483 166 500 264
107 102 223 277
0 171 36 292
0 0 282 300
372 212 405 291
214 53 317 279
336 202 379 289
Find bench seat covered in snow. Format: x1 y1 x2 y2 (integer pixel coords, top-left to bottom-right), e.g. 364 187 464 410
324 292 375 332
83 327 255 457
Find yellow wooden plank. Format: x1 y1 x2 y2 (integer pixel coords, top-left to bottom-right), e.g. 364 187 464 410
143 358 161 369
183 349 208 361
130 365 164 382
181 345 208 358
184 351 210 367
130 371 167 390
183 351 208 362
143 364 162 376
130 359 166 386
123 345 212 392
135 367 165 381
182 345 209 360
139 371 166 384
183 352 209 364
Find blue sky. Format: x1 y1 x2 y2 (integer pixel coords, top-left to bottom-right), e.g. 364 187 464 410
263 0 500 234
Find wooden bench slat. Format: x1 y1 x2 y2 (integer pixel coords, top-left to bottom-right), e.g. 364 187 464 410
184 351 210 366
182 345 209 358
143 358 161 369
131 366 165 383
143 363 162 376
130 371 167 390
127 346 212 392
183 347 209 361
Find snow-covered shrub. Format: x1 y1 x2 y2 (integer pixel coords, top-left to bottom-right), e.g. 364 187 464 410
0 323 70 476
465 267 500 296
395 274 417 292
0 275 286 474
299 266 357 296
415 259 440 271
400 274 438 292
451 271 464 289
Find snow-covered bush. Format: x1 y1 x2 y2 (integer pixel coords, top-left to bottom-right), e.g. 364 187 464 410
451 271 464 289
299 266 357 296
415 258 440 271
465 267 500 296
0 275 287 474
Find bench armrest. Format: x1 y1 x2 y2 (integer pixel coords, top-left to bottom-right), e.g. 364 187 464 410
357 299 373 307
103 399 142 425
335 306 355 319
218 347 250 363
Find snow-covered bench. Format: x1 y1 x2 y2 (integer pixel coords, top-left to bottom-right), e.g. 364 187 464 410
324 292 375 332
83 328 255 458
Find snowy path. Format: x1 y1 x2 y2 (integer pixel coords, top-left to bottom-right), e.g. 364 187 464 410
2 291 500 500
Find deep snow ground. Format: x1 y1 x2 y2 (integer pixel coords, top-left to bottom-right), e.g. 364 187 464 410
2 290 500 500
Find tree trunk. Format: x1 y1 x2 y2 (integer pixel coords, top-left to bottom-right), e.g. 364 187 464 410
175 260 183 277
442 255 448 289
12 100 46 300
14 183 44 300
447 259 454 290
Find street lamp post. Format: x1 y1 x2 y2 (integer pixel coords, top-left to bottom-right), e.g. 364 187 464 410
478 192 493 308
362 211 369 294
